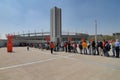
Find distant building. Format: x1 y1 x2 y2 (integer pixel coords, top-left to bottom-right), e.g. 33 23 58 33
0 39 7 47
113 33 120 39
50 7 62 43
12 32 89 46
89 34 103 41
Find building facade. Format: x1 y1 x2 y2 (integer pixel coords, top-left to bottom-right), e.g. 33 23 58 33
113 33 120 39
50 7 62 43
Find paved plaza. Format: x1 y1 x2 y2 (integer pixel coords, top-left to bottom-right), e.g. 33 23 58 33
0 47 120 80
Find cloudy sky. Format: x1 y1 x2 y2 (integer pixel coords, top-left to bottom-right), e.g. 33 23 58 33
0 0 120 39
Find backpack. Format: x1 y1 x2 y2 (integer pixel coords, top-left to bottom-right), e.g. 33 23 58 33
79 44 82 49
105 44 111 51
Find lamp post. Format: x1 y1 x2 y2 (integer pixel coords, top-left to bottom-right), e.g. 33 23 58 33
0 33 1 39
41 29 44 43
95 20 97 44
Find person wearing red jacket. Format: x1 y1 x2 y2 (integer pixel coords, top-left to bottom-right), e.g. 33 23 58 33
64 42 67 52
50 42 54 54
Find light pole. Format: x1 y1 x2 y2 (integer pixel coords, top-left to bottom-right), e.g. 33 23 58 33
41 29 44 43
95 20 97 44
0 33 1 39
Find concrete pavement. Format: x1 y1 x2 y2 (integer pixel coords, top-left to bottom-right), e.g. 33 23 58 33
0 47 120 80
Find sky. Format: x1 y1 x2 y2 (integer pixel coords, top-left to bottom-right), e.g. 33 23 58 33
0 0 120 39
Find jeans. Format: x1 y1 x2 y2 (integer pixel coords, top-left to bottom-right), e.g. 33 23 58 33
104 51 109 57
112 47 115 56
115 47 119 58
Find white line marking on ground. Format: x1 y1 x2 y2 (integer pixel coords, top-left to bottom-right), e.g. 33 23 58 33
0 57 60 70
0 50 120 71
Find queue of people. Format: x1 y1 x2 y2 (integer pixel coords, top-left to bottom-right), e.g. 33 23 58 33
29 39 120 58
61 39 119 58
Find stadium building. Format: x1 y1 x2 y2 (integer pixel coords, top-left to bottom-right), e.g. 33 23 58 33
0 7 89 47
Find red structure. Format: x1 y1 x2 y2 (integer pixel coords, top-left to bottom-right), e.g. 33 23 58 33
6 34 13 52
81 38 84 42
68 37 72 42
45 36 50 42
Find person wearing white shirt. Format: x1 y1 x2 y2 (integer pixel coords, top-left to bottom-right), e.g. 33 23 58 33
114 39 120 58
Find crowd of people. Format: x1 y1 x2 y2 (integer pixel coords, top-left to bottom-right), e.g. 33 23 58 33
29 39 120 58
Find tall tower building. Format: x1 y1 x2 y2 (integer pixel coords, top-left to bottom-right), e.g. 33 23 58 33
50 7 62 43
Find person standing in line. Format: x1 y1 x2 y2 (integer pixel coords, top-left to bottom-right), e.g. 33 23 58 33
98 41 103 56
104 41 111 57
111 41 115 57
102 40 106 55
41 43 44 51
92 41 96 55
87 41 91 55
73 42 78 53
68 41 71 52
50 42 54 54
27 44 29 51
56 43 59 51
64 42 67 52
79 42 83 54
82 41 87 54
114 39 120 58
60 42 64 51
96 41 99 55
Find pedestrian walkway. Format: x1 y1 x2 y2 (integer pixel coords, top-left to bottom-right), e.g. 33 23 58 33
0 47 120 80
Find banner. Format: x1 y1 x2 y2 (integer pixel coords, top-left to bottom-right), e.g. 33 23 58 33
68 37 72 42
45 36 50 42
